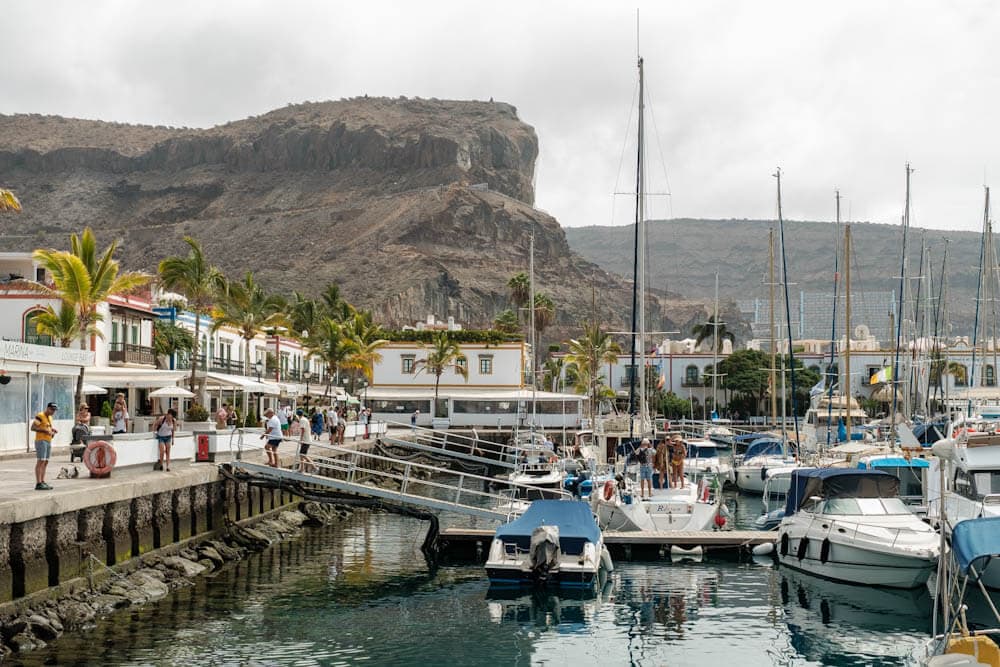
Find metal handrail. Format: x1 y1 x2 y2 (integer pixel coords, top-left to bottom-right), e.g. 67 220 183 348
385 421 520 462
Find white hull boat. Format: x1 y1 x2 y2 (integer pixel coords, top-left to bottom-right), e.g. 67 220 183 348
776 469 938 589
592 476 720 532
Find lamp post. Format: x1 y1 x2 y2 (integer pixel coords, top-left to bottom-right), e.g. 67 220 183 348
254 360 264 422
303 370 312 408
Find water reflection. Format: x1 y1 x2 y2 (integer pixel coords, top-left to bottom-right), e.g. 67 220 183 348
19 508 943 667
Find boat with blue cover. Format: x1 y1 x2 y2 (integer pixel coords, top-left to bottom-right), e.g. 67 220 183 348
776 468 938 588
735 437 799 494
485 500 612 588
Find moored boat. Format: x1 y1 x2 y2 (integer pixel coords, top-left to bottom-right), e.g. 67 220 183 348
776 468 939 588
485 500 612 588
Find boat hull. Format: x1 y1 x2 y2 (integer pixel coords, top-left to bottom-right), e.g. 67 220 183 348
485 565 600 589
777 532 936 588
737 466 793 494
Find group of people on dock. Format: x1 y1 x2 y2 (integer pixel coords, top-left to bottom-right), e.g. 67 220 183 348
635 435 688 499
260 403 373 469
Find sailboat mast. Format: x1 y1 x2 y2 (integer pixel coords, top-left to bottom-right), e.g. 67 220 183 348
769 228 778 428
970 187 989 416
529 233 537 427
637 56 648 435
892 164 912 430
775 168 801 451
826 190 841 450
627 56 644 439
712 272 719 417
845 222 852 439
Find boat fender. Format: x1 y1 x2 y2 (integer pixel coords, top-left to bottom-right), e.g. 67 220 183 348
796 536 809 561
752 542 774 557
600 545 615 573
819 538 831 564
779 533 789 557
603 480 616 501
760 466 768 481
83 440 116 477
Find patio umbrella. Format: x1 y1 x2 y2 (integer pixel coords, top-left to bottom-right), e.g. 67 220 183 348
82 383 108 395
149 387 195 398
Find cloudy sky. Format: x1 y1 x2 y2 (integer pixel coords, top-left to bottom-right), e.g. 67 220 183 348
4 1 998 232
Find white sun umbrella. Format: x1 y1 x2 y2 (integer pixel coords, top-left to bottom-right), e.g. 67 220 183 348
149 386 196 415
82 383 108 395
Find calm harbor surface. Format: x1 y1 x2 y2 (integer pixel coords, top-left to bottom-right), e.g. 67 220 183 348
20 493 942 666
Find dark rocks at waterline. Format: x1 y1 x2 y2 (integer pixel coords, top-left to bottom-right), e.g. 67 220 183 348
0 506 343 657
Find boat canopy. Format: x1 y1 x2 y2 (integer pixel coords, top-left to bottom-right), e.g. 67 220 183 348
952 516 1000 575
744 438 792 460
784 468 898 517
494 500 600 554
858 457 929 469
687 443 719 458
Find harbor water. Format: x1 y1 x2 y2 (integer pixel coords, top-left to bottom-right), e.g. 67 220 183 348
18 491 947 666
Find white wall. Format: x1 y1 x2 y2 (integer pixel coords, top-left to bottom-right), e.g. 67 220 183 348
374 343 525 388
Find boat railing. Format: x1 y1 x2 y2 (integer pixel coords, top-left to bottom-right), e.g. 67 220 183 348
816 516 927 551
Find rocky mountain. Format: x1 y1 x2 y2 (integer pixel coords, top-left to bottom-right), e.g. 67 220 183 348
566 218 984 338
0 98 727 344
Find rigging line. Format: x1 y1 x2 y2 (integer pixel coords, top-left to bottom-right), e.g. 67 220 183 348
610 79 640 227
642 84 675 220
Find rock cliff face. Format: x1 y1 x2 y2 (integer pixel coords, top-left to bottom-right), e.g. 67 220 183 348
0 98 720 342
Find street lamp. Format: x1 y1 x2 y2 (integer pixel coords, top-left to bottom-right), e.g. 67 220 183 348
254 359 263 382
303 371 313 407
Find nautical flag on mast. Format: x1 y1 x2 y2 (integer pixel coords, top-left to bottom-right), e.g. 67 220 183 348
870 367 892 385
808 378 825 398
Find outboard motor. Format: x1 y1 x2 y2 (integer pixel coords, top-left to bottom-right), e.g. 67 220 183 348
529 525 561 585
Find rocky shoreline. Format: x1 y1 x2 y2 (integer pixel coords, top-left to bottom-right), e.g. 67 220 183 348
0 501 352 662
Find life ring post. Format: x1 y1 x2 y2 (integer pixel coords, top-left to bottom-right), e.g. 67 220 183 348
84 440 117 478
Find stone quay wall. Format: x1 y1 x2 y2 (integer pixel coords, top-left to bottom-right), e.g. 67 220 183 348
0 466 299 604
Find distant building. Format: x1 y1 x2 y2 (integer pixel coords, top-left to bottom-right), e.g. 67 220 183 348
739 290 896 346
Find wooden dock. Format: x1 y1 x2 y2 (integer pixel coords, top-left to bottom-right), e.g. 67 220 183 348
437 527 776 561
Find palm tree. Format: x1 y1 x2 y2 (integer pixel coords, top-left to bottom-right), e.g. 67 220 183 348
34 227 150 404
692 315 735 353
158 237 223 391
532 292 555 339
342 312 388 389
152 321 195 370
320 283 355 323
565 324 622 421
507 272 530 320
413 331 468 418
33 301 96 348
211 272 287 377
493 308 519 334
542 357 565 392
1 189 21 212
305 317 359 398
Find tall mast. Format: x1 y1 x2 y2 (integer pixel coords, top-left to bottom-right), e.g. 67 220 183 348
712 272 720 417
826 190 841 450
769 228 777 427
970 187 989 416
627 57 644 439
845 221 852 439
892 164 912 431
637 54 648 436
529 233 537 428
775 168 801 452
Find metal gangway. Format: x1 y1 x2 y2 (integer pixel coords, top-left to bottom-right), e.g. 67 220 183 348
380 422 521 471
226 440 569 522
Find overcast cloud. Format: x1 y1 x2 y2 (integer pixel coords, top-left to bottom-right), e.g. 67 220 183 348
4 1 998 233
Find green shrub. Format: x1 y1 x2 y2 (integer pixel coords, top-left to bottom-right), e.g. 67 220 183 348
185 403 209 422
100 401 113 419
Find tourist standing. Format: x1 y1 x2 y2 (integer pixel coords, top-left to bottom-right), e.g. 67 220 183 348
278 404 290 436
361 407 369 439
670 435 687 489
311 408 325 439
260 408 283 468
153 408 177 472
112 394 129 434
636 438 655 499
411 409 419 432
215 404 228 430
30 402 58 490
288 411 303 438
654 439 669 489
327 405 340 444
336 406 346 444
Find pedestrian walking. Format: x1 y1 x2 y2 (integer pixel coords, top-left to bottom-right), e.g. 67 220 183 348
260 408 283 468
411 409 419 432
296 409 315 473
153 408 177 472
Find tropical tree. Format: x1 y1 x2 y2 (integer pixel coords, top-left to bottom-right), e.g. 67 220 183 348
33 227 150 404
152 321 195 369
33 302 95 348
305 317 359 398
691 315 735 353
211 272 287 377
1 189 21 212
565 324 622 420
158 237 222 391
507 273 530 319
542 357 565 392
532 292 556 340
716 349 770 415
493 309 519 334
413 331 468 418
320 283 355 323
342 312 389 390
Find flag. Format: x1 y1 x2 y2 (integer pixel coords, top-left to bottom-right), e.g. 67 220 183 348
809 378 825 398
870 367 892 385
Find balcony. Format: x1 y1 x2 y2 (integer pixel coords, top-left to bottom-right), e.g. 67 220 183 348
108 342 155 366
176 355 251 376
24 334 53 346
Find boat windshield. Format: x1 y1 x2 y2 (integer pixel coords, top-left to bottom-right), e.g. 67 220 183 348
820 497 911 515
687 445 717 458
973 471 1000 498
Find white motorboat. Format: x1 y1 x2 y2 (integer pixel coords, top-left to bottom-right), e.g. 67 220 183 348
736 437 800 494
705 419 734 448
753 466 800 530
591 474 720 532
504 440 565 498
776 468 939 588
684 438 734 486
486 500 612 588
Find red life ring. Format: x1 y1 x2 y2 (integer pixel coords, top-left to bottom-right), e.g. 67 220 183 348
603 480 616 501
84 440 117 477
